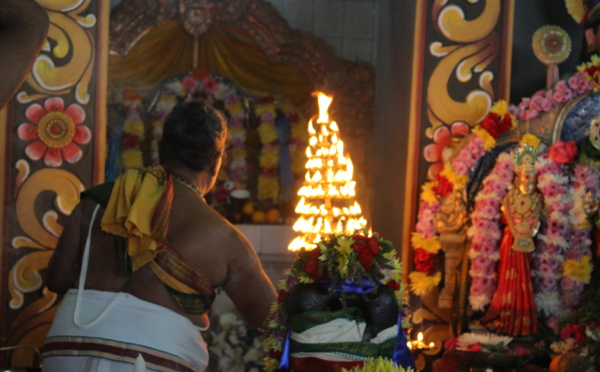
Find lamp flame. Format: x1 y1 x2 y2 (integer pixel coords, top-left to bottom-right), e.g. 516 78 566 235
288 92 368 251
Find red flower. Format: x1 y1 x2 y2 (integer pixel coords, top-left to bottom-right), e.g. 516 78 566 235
122 133 139 149
414 248 437 274
357 250 374 270
467 343 482 352
192 66 209 80
443 337 458 350
548 140 578 164
277 289 288 304
367 238 380 255
303 248 322 281
432 174 453 197
386 280 400 291
480 112 512 139
560 323 586 343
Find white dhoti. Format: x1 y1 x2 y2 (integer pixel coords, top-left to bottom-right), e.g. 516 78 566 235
42 289 208 372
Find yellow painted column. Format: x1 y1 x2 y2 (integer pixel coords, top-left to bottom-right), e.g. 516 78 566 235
0 0 109 364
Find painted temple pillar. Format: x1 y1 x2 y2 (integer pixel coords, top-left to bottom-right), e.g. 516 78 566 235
0 0 109 365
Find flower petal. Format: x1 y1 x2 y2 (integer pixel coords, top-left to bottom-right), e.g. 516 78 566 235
17 123 38 141
451 122 470 137
433 125 450 147
423 143 441 162
25 103 45 124
25 140 47 161
44 97 64 113
73 124 91 145
62 142 82 164
64 104 86 124
44 148 63 167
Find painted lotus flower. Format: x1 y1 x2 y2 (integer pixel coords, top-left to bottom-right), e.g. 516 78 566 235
18 97 91 167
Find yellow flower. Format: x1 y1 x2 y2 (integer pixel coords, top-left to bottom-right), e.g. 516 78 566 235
338 255 349 277
260 148 279 168
411 232 424 249
258 122 278 144
225 102 244 114
409 271 442 296
472 126 497 151
123 119 145 137
422 236 442 254
562 256 593 284
255 103 275 116
410 233 441 254
490 100 509 116
258 176 279 201
420 182 437 203
336 236 354 255
122 149 143 168
441 162 468 189
520 133 541 149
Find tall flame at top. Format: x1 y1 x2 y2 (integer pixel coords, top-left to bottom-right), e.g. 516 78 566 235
288 92 368 251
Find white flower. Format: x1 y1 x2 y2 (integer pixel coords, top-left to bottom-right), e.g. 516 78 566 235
456 332 512 351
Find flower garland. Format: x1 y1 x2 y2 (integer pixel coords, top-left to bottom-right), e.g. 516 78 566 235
284 104 308 183
254 98 280 202
513 70 594 121
121 89 145 169
564 162 598 308
409 100 515 297
466 151 514 311
533 146 573 318
263 231 406 372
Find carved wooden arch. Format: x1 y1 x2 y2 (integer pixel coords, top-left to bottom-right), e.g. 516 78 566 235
108 0 376 210
108 0 374 137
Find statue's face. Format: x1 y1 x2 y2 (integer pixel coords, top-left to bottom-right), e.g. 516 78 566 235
591 117 600 151
516 169 536 195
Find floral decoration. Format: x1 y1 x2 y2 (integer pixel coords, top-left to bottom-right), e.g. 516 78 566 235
533 150 573 318
263 231 405 372
563 163 598 308
18 97 91 167
121 89 144 169
254 97 280 202
512 70 594 121
466 152 514 311
206 312 265 372
443 332 528 357
410 100 516 297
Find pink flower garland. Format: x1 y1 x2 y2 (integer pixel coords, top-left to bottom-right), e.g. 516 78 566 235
513 71 594 121
467 152 514 311
533 155 571 317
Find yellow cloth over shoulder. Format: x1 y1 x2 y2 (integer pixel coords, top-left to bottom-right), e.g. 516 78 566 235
101 166 173 271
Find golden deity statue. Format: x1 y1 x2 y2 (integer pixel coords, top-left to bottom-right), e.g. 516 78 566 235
434 188 468 310
503 144 542 253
